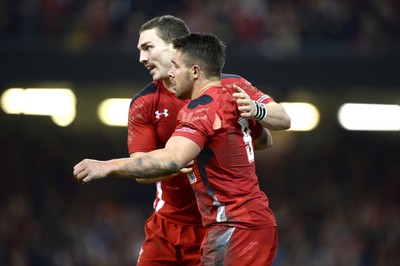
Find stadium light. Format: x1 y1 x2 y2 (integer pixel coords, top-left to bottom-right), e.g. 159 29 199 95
281 102 320 131
338 103 400 131
97 99 321 130
1 88 76 127
98 98 131 126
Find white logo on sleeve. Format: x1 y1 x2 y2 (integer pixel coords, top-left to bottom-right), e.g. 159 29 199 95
155 109 169 119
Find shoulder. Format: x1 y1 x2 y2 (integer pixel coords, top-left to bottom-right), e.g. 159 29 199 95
179 93 218 126
221 73 242 80
221 73 273 103
130 81 161 107
184 88 231 119
221 73 254 94
188 94 214 109
221 73 250 85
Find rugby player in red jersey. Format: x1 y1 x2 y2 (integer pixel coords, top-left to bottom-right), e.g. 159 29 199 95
129 15 289 265
74 32 282 266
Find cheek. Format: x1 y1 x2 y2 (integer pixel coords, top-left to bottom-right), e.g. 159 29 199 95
150 49 164 63
146 49 156 59
176 71 183 80
176 70 190 85
160 51 172 63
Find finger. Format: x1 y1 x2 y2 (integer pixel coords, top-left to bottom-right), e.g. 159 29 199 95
236 98 250 105
232 92 245 99
181 168 193 174
82 176 92 183
76 169 88 182
73 160 88 175
233 85 244 93
238 105 251 112
241 112 252 118
73 163 81 171
232 92 240 98
236 93 250 101
73 167 82 180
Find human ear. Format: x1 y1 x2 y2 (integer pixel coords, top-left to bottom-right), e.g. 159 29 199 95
192 65 201 78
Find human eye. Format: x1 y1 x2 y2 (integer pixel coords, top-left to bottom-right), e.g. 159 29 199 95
141 44 153 51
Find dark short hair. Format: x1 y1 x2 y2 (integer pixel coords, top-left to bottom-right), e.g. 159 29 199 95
172 33 226 78
139 15 190 43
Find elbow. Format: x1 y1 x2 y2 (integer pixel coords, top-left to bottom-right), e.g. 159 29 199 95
285 117 291 130
281 114 291 130
265 131 273 148
254 139 272 151
267 136 273 148
254 129 273 150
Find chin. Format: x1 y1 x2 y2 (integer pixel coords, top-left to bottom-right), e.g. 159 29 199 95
176 93 190 100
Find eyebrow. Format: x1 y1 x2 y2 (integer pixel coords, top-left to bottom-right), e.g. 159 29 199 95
137 41 151 50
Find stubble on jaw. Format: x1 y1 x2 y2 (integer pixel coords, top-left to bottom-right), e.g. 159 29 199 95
175 72 193 100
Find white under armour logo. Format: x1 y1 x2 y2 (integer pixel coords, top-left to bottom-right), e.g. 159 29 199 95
155 109 169 119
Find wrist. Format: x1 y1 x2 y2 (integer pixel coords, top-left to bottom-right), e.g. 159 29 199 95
254 101 267 121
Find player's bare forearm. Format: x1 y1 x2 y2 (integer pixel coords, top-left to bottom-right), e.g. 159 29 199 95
262 102 291 130
122 153 181 178
129 152 175 183
73 137 198 184
135 160 194 183
135 172 180 183
73 152 182 184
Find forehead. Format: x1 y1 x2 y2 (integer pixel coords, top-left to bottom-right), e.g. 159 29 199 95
137 29 165 48
172 50 184 63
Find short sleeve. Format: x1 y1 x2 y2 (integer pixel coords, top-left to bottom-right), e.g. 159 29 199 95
127 96 158 154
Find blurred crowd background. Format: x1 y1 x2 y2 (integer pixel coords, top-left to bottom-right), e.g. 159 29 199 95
1 0 399 57
1 0 400 266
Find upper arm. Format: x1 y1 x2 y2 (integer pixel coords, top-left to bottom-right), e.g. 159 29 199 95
127 98 158 153
128 122 158 152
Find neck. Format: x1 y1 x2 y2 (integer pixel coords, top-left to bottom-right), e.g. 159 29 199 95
192 78 221 99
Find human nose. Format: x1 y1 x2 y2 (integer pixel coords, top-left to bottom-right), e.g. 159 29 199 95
168 67 174 78
139 51 148 63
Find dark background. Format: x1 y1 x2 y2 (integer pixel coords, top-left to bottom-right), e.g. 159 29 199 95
1 1 399 265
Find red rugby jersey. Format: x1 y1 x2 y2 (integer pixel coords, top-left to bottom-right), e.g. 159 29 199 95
127 81 201 225
127 75 275 225
172 85 276 229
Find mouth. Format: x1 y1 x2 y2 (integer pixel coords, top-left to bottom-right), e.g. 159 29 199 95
145 65 156 75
